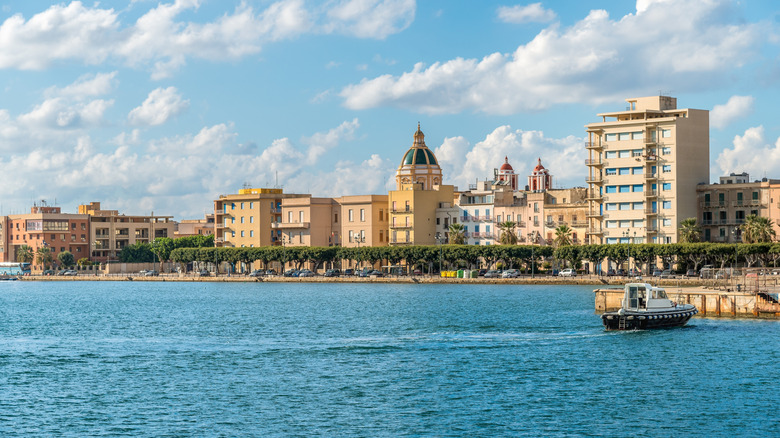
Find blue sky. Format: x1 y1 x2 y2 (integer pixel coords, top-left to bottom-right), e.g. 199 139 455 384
0 0 779 219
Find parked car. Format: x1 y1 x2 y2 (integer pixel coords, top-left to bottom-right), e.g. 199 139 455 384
368 270 383 277
606 269 617 276
283 269 298 277
323 269 340 277
42 270 55 276
616 269 627 277
484 270 501 278
685 269 698 277
144 270 159 276
559 268 577 277
628 268 641 277
198 269 210 276
248 270 264 277
478 269 487 277
297 269 315 277
659 269 675 279
652 269 662 277
501 269 519 278
343 269 355 276
265 269 277 276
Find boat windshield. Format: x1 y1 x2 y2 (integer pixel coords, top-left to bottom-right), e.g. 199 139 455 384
652 288 667 299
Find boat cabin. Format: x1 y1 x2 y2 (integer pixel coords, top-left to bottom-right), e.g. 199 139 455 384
622 283 673 311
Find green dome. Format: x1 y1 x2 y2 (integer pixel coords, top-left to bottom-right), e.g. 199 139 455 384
402 147 438 166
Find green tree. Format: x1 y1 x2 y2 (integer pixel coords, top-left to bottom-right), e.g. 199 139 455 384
741 215 776 243
554 224 572 248
151 237 175 271
448 223 466 245
16 245 34 264
35 246 53 270
678 218 702 243
498 221 518 245
57 251 75 268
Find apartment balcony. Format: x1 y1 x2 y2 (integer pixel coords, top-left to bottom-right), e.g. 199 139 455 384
732 200 763 207
644 135 657 145
586 174 603 184
389 239 413 245
270 208 282 214
271 222 310 229
645 189 658 198
645 208 658 215
587 228 604 235
584 159 603 167
700 201 726 209
586 211 603 218
644 173 657 181
646 227 659 233
469 232 493 238
644 154 658 163
390 222 414 229
585 190 602 200
585 142 605 150
390 208 413 214
570 221 589 227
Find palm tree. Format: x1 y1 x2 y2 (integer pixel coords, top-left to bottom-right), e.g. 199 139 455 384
35 246 53 270
678 217 702 243
741 215 776 243
449 223 467 245
16 245 34 263
554 224 572 248
498 221 517 245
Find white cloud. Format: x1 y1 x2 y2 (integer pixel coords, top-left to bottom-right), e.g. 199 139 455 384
341 0 768 114
128 86 189 126
433 125 585 190
0 1 416 77
711 95 754 129
497 3 556 24
17 97 114 130
302 118 359 164
716 126 780 180
47 71 118 98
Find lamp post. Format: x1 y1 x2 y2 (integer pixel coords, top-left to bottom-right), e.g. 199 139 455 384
623 230 637 276
731 228 739 285
354 232 365 272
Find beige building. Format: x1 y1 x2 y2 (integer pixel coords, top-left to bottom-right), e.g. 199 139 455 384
696 173 780 242
389 125 455 246
78 202 174 262
214 188 309 248
585 96 709 244
175 214 214 238
337 195 390 247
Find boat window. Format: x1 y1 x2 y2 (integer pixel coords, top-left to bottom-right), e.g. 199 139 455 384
628 287 638 308
653 289 667 299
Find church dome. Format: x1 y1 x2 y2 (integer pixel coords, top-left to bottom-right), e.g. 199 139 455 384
499 156 513 171
395 123 443 190
533 157 546 172
400 123 439 166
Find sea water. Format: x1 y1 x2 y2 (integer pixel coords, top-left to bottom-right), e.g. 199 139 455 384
0 281 778 437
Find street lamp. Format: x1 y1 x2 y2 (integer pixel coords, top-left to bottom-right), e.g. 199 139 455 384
623 230 636 276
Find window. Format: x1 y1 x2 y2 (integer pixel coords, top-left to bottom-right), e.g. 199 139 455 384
662 183 671 191
231 231 235 237
605 151 617 159
618 150 631 158
250 216 254 223
662 165 671 173
632 167 643 175
632 202 643 210
618 168 630 175
619 185 630 193
632 131 644 140
605 168 617 176
633 220 644 227
250 202 254 209
299 211 304 223
618 132 631 141
241 231 245 237
606 221 617 228
632 149 643 157
605 133 617 142
231 203 235 210
662 147 671 155
605 186 616 193
606 238 618 244
231 217 235 224
632 184 643 192
663 219 672 227
240 202 244 209
240 217 245 223
619 220 630 228
753 191 759 200
335 213 339 223
288 211 293 223
379 210 383 221
606 204 617 211
662 201 672 209
619 203 630 210
250 231 254 237
360 209 365 222
348 209 354 222
662 129 671 138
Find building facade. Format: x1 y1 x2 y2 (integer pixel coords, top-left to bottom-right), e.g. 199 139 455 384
585 96 709 245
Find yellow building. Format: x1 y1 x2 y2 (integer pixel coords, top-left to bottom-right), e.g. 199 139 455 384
214 188 309 248
585 96 709 244
389 125 455 246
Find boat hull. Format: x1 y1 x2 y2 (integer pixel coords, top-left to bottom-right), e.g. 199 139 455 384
602 307 698 330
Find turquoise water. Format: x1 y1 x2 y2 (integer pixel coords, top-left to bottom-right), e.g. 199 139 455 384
0 281 778 437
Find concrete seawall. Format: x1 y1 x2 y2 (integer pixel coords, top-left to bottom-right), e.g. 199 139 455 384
595 287 780 318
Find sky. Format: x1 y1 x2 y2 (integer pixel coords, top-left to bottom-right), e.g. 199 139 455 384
1 0 779 220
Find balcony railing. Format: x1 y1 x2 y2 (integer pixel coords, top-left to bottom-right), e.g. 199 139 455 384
732 200 762 207
585 142 605 150
586 175 603 184
645 189 658 197
584 159 603 166
271 222 310 229
644 173 657 180
587 228 604 235
700 201 726 208
390 222 414 229
645 208 658 215
585 190 602 200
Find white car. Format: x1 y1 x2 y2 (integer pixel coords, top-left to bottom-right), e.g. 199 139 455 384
559 268 576 277
501 269 519 278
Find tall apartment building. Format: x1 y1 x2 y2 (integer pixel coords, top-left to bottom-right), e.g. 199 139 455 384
214 188 309 248
79 202 174 262
585 96 709 244
0 202 90 265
